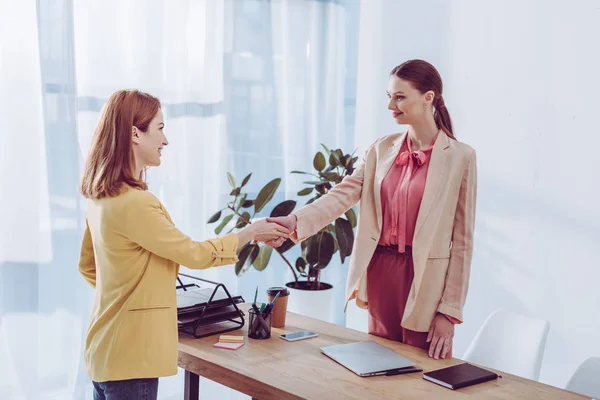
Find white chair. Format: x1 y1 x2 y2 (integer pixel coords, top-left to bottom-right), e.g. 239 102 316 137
566 357 600 399
462 309 550 381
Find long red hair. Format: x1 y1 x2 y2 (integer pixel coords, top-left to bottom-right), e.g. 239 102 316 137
80 90 161 199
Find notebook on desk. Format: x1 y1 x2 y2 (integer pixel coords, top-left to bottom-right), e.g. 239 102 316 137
423 363 498 390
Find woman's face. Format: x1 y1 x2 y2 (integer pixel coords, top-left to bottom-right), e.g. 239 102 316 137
132 109 168 168
386 75 432 125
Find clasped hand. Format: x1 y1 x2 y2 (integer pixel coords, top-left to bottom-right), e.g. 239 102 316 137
249 218 292 243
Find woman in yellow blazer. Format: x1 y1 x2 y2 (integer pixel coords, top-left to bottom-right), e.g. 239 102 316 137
78 89 289 400
268 60 476 360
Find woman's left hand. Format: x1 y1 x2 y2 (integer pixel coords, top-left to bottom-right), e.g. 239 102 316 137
427 313 454 359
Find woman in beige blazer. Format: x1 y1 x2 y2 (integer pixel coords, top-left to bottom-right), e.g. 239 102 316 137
268 60 476 360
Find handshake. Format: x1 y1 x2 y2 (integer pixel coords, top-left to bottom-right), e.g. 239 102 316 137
238 215 297 248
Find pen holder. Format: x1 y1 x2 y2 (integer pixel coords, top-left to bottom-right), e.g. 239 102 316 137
248 308 272 339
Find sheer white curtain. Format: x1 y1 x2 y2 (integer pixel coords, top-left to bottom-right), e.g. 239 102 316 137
351 0 600 388
0 0 359 398
0 0 51 264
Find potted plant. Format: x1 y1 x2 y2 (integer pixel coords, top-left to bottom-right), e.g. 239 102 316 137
207 145 358 321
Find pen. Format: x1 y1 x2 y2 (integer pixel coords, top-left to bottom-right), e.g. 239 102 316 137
253 286 258 306
262 304 272 316
270 291 280 306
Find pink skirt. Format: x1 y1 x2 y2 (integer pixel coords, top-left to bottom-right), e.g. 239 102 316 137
366 245 432 352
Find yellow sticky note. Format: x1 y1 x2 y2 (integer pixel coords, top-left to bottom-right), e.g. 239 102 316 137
219 335 244 342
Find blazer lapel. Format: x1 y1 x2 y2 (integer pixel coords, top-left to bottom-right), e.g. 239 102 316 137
374 132 406 229
414 132 450 239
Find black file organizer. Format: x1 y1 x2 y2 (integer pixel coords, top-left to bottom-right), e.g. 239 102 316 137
176 273 245 339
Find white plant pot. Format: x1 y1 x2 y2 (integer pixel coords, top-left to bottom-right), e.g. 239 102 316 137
285 281 334 323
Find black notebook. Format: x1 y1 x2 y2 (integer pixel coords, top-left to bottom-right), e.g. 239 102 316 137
423 363 498 390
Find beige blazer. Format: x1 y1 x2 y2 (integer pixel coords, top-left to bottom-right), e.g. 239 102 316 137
291 132 477 332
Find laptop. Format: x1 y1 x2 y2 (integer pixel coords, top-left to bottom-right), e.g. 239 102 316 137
320 341 419 377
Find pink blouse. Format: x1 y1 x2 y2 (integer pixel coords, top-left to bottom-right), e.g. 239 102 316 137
379 132 438 251
378 131 460 325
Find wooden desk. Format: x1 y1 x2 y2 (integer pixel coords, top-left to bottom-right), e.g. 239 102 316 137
178 304 585 400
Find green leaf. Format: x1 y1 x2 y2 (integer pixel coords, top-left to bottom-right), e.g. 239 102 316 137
329 152 340 167
242 200 254 208
340 155 349 168
335 218 353 263
300 238 309 258
236 194 247 211
270 200 297 218
321 143 331 155
320 172 338 182
235 244 260 276
345 208 357 228
235 211 251 228
295 257 307 274
215 214 233 235
227 172 236 189
207 210 221 224
344 156 353 168
297 187 313 196
247 244 260 265
302 180 324 185
277 238 296 254
254 178 281 214
291 171 320 178
230 187 241 196
241 173 252 187
315 182 331 194
313 152 326 172
306 231 335 269
234 244 253 276
253 245 273 271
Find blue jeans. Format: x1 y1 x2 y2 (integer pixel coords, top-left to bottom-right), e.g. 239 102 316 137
93 378 158 400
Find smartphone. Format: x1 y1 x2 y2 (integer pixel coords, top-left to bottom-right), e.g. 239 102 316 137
280 330 318 342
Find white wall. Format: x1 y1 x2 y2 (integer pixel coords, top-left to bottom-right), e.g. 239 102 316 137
351 0 600 388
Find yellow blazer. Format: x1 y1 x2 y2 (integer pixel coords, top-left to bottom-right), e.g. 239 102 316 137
78 186 239 382
292 132 477 331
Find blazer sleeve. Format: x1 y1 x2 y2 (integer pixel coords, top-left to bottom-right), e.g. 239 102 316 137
290 140 380 242
123 192 239 269
78 219 97 288
437 149 477 323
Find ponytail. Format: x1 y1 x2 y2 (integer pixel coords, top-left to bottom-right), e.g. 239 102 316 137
433 95 455 140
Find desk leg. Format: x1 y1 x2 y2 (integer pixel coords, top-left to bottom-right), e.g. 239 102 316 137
184 370 199 400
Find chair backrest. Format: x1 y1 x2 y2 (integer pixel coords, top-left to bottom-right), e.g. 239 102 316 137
566 357 600 399
462 309 550 381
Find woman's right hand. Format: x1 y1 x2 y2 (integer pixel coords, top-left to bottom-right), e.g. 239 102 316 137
264 215 297 247
237 218 291 245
